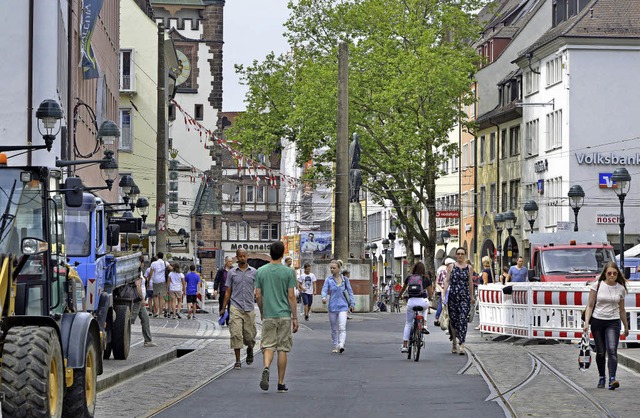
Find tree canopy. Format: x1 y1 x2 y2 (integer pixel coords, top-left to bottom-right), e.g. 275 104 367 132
228 0 486 270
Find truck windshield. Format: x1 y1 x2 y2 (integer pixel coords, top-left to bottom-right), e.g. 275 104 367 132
65 210 91 256
541 248 614 274
0 169 45 255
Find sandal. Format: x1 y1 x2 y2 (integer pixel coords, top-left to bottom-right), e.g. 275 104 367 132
451 345 458 354
233 362 242 370
459 344 466 355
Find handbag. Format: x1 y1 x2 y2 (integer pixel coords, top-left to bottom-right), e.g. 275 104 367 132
440 305 450 330
342 277 352 307
430 292 441 310
578 333 592 372
468 299 476 323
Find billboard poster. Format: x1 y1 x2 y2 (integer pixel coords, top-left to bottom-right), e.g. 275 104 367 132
300 231 332 259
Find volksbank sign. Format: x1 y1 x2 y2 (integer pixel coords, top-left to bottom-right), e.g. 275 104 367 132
576 153 640 165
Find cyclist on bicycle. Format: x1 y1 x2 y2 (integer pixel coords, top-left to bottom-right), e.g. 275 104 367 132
399 262 434 353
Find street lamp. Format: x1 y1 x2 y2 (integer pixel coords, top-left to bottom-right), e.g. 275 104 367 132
136 197 150 225
612 167 631 271
0 99 62 154
119 175 135 205
503 210 517 268
494 213 505 271
567 185 585 232
441 230 451 259
382 238 390 288
149 229 157 256
388 230 397 309
523 200 539 233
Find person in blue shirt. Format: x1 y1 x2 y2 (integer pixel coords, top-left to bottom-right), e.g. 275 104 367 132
184 264 201 319
321 259 355 353
507 257 528 283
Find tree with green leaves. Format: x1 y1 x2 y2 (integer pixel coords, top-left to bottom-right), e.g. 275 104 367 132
228 0 486 272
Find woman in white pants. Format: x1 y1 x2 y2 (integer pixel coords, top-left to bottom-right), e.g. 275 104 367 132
399 262 433 353
321 260 355 353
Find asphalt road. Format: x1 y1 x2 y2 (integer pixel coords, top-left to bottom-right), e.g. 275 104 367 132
155 311 503 418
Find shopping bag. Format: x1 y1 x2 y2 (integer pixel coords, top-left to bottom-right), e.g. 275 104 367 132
468 299 476 323
578 333 592 372
440 305 450 331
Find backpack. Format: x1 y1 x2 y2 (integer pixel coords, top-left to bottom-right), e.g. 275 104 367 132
406 274 424 297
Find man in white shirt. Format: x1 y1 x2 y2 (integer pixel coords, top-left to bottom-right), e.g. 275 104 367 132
148 252 172 317
297 263 317 321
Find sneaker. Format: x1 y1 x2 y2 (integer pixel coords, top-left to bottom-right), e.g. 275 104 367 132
434 321 440 327
339 344 345 354
153 314 159 318
304 314 309 321
609 377 619 390
143 341 157 347
246 347 254 365
277 384 288 393
171 315 176 319
176 313 182 319
260 368 270 391
192 315 196 320
332 348 339 353
597 377 606 389
401 346 409 353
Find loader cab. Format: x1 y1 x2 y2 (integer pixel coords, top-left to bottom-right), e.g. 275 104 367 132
0 166 68 316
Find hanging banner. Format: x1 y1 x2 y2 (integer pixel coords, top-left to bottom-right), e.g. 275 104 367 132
79 0 104 79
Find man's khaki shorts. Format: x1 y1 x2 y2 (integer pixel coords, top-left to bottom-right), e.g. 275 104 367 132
154 282 167 298
229 305 256 350
261 317 293 352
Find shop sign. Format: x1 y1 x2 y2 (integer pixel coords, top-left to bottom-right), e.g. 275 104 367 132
596 213 620 225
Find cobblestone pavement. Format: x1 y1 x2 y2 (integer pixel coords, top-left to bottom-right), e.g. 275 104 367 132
96 302 640 418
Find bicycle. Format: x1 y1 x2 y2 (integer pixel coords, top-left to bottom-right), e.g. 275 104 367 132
407 305 425 361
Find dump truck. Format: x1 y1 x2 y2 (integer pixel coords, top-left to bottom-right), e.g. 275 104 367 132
65 192 142 360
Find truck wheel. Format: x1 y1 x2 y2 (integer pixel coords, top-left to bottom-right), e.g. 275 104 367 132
1 326 64 418
112 304 131 360
62 332 98 417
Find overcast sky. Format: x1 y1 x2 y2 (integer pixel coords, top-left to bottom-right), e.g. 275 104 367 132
223 0 291 112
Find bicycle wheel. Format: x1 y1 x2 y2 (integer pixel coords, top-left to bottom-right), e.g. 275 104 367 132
407 332 412 360
412 326 422 361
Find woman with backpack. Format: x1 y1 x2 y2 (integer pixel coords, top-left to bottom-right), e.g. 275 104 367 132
399 262 433 353
321 259 355 353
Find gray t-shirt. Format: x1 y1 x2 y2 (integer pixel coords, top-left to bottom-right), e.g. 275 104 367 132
228 265 257 312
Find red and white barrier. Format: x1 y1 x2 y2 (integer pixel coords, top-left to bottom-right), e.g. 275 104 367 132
478 282 640 342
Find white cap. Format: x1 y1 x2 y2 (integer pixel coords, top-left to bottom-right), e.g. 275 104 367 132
444 257 455 265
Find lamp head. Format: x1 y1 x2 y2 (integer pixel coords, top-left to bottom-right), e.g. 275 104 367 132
611 167 631 195
136 197 149 216
118 175 135 196
503 210 517 230
523 200 539 221
382 238 390 250
441 230 451 244
99 150 118 190
35 99 63 150
567 184 585 209
98 120 120 146
494 212 505 229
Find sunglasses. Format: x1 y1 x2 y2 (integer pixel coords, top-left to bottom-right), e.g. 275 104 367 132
606 271 618 276
456 252 466 256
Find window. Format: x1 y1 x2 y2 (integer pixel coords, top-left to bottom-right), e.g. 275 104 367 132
238 222 248 240
501 182 508 212
479 187 486 214
267 188 277 204
119 49 134 91
469 139 475 166
246 185 255 203
462 144 468 169
525 119 539 157
232 186 240 203
546 109 563 150
168 104 176 121
260 223 279 240
524 68 540 95
479 136 485 164
546 56 562 86
367 212 382 240
545 177 562 227
452 154 458 173
228 222 238 240
489 132 496 162
118 108 132 151
442 158 449 174
489 183 496 212
509 126 520 156
501 129 507 159
256 186 265 203
194 104 204 121
509 180 521 210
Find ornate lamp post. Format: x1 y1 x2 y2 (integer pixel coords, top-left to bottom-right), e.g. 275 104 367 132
612 168 631 271
149 229 156 256
503 210 517 268
494 213 505 271
523 200 539 233
567 184 585 232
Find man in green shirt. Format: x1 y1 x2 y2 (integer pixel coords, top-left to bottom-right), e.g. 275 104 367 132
256 241 298 393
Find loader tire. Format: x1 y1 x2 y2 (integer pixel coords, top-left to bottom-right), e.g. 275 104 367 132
112 304 131 360
1 326 64 418
62 332 98 417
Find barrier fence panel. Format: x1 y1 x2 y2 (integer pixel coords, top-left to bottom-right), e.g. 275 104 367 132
477 282 640 343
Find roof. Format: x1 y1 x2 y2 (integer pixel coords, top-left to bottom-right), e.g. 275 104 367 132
191 177 222 216
475 0 545 47
518 0 640 59
151 0 203 6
